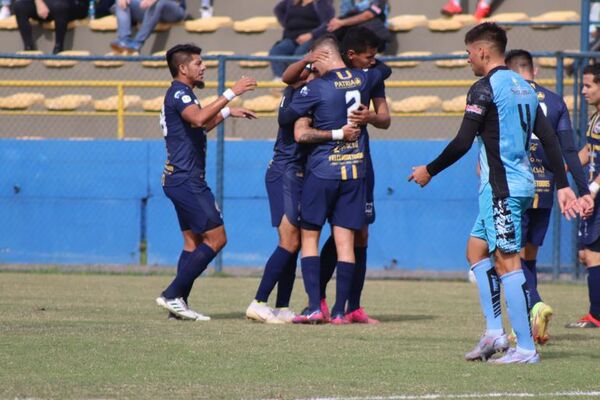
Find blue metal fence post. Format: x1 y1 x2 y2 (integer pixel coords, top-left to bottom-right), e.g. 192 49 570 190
552 53 565 280
215 56 226 273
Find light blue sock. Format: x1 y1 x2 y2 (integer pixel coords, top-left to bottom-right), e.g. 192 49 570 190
501 270 535 352
471 258 503 332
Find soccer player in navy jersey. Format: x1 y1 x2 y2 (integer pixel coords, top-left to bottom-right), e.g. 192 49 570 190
155 43 258 321
281 27 391 323
409 23 582 363
505 49 593 342
566 64 600 329
278 34 388 324
245 48 360 324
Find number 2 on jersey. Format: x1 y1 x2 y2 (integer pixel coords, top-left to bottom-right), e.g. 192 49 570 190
345 90 360 122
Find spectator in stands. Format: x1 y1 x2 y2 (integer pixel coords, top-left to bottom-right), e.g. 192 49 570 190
95 0 115 18
13 0 87 53
269 0 334 80
110 0 186 54
199 0 211 18
440 0 494 21
0 0 11 19
327 0 392 52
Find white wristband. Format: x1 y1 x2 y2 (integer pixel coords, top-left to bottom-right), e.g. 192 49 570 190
220 107 231 119
223 89 236 101
589 181 600 194
332 129 344 140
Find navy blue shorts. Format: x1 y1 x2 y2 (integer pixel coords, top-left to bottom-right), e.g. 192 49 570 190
301 173 366 231
521 208 552 247
365 158 375 225
163 180 223 234
265 166 303 228
580 203 600 249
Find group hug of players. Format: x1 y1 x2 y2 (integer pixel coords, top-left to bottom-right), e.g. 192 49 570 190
154 22 599 364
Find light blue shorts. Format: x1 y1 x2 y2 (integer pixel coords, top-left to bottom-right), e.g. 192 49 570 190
470 184 532 254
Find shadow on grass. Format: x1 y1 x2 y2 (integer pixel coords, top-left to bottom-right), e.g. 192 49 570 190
372 314 436 323
550 333 597 342
209 312 247 320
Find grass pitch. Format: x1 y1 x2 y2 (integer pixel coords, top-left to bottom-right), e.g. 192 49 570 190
0 271 599 400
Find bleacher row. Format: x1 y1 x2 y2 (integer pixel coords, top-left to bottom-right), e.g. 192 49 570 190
0 91 576 114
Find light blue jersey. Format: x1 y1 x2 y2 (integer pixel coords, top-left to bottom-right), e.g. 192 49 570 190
465 67 538 199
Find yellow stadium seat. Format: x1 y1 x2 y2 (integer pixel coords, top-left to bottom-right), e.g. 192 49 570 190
531 11 580 29
441 95 467 112
435 51 468 68
0 50 43 68
45 94 93 111
89 15 117 31
427 17 465 32
391 96 443 113
233 16 279 33
388 51 432 68
142 51 167 68
43 50 90 68
185 16 233 33
94 95 142 111
239 51 269 68
142 96 164 112
243 95 281 112
93 51 125 68
0 15 18 30
387 15 427 32
483 12 529 23
0 92 45 110
537 50 578 68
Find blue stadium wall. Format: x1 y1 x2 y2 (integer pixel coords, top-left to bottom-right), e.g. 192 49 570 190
0 139 577 270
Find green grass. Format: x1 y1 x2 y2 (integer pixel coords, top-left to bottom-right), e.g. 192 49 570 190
0 272 599 400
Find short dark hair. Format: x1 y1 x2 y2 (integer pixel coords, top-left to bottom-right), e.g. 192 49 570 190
505 49 534 72
341 27 381 55
310 33 340 53
166 43 202 78
584 63 600 84
464 22 507 54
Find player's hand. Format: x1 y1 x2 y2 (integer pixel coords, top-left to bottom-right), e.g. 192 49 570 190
229 107 257 120
341 124 360 141
231 76 257 96
117 0 129 9
303 48 329 65
348 104 371 126
579 194 595 218
296 32 313 45
408 165 432 187
35 0 50 19
327 17 344 32
140 0 156 9
557 187 581 220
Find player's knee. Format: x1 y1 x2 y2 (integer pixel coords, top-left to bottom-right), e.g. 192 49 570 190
279 235 300 253
205 232 227 252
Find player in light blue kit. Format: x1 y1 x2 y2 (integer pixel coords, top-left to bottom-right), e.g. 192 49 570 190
409 23 582 363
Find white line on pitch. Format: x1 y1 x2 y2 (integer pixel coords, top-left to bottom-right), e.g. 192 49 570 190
290 391 600 400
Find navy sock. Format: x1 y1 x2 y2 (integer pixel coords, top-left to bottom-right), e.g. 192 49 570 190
521 258 542 306
301 256 321 312
471 258 503 331
331 261 355 316
502 270 535 352
162 243 216 300
319 236 337 299
177 250 192 303
275 251 298 308
588 266 600 320
347 246 367 313
255 246 294 303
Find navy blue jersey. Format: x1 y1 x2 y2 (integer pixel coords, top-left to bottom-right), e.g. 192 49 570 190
586 112 600 183
465 66 538 199
161 80 206 186
527 82 574 208
270 85 307 175
284 66 386 180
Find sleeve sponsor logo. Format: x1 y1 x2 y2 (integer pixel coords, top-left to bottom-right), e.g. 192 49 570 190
300 86 310 96
174 90 184 99
465 104 484 115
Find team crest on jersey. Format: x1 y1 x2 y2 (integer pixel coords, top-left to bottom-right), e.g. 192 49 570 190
300 86 310 96
182 95 192 103
537 91 545 101
594 119 600 134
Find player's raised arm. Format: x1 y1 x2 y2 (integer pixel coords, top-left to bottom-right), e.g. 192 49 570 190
294 117 359 143
281 49 329 85
182 76 257 129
